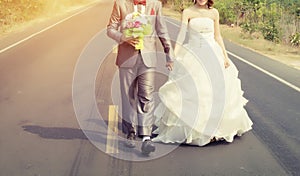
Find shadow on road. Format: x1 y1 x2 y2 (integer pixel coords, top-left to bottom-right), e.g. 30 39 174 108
22 125 89 140
22 124 233 146
21 124 177 160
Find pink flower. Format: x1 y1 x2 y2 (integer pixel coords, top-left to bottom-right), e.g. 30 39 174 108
133 21 141 28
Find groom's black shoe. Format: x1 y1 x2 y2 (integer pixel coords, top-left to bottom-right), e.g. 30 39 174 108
124 132 136 148
141 139 156 155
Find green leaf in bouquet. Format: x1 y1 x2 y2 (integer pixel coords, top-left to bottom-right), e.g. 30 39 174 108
132 32 144 38
132 27 143 32
124 29 132 37
143 24 152 35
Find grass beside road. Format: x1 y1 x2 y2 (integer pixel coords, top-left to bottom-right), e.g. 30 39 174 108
221 26 300 70
162 7 300 70
0 0 97 36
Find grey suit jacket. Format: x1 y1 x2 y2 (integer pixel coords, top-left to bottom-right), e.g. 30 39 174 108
107 0 174 67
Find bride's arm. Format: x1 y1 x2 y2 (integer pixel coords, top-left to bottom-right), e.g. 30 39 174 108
174 9 189 56
213 8 230 68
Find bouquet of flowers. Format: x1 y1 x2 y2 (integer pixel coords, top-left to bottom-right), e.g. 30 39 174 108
124 11 152 50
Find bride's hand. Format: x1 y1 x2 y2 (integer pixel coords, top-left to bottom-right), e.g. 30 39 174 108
224 59 230 69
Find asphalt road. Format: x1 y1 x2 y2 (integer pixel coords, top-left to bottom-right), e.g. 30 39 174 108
0 1 299 176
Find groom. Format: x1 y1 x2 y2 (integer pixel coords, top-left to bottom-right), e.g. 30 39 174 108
107 0 174 155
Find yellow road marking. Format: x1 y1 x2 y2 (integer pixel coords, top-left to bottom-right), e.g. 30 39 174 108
106 105 119 154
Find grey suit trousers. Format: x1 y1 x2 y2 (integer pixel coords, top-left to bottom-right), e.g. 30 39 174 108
119 53 155 136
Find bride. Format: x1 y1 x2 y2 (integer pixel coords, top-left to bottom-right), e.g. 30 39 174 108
152 0 253 146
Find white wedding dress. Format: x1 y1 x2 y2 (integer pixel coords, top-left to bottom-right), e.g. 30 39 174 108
153 18 253 146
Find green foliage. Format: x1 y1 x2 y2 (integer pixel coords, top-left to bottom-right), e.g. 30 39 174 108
165 0 299 45
214 0 237 24
290 32 300 47
216 0 299 45
167 0 193 12
240 22 258 35
261 22 280 43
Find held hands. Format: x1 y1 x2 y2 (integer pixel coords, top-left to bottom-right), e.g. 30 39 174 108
224 58 230 69
166 61 174 71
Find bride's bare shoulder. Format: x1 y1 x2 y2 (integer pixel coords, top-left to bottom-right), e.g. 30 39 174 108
182 6 198 17
210 8 219 15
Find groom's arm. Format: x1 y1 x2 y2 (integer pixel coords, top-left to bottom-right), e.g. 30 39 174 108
155 1 175 62
107 0 123 43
